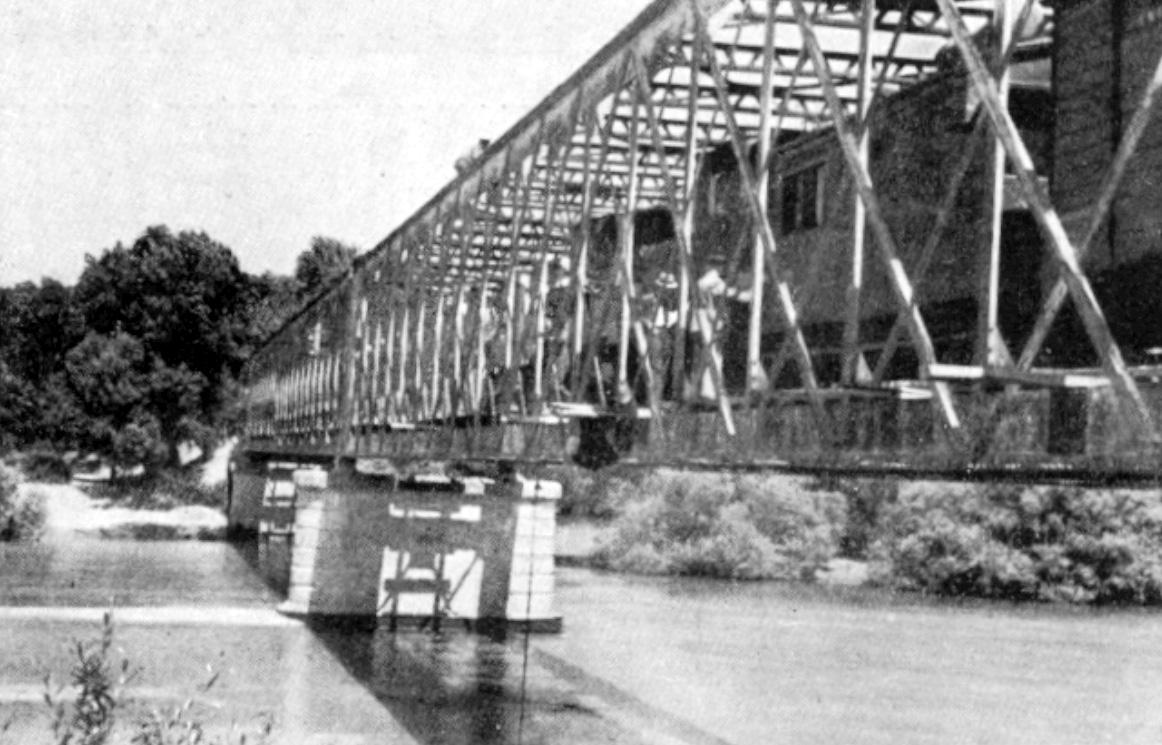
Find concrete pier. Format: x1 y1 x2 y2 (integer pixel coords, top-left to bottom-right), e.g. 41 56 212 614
229 456 562 631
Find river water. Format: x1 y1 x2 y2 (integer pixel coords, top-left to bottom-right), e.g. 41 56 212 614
2 532 1162 744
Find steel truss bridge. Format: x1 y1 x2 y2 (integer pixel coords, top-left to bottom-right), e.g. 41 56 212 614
240 0 1162 484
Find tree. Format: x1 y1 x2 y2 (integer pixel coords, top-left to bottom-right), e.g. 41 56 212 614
71 226 263 466
0 281 86 453
249 271 302 345
0 280 84 385
294 236 357 300
64 332 157 466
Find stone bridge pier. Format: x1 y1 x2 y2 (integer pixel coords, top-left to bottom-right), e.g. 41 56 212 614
228 454 562 632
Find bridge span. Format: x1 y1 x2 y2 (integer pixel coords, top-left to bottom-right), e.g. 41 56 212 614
231 0 1162 625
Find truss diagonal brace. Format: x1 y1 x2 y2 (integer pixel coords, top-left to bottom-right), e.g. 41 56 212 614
933 0 1156 441
788 0 962 434
1017 47 1162 373
631 49 736 435
694 15 832 435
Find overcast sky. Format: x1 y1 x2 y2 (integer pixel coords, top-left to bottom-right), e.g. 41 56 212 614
0 0 655 285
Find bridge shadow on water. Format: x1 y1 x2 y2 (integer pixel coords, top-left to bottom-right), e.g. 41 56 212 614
304 618 635 745
229 536 291 598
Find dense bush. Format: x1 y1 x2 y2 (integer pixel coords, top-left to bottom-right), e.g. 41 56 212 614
870 484 1162 604
0 464 46 542
592 470 845 580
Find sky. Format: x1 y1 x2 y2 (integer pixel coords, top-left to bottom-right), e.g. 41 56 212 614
0 0 656 285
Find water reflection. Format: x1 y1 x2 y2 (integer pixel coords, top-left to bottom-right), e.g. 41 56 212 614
236 536 291 597
309 620 611 745
310 622 514 745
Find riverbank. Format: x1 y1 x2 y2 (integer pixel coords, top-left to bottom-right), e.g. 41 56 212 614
31 481 227 541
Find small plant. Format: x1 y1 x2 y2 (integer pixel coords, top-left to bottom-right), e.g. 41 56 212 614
35 613 272 745
46 611 133 745
131 671 272 745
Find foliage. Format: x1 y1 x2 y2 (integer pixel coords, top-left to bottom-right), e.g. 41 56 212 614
0 228 362 467
543 464 645 519
68 227 266 467
39 613 271 745
294 236 357 301
0 280 85 386
0 466 46 542
130 678 271 745
869 484 1162 604
14 451 73 483
592 470 845 580
807 477 899 559
247 273 302 345
46 612 130 745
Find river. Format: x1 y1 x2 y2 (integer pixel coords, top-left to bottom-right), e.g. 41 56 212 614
1 517 1161 743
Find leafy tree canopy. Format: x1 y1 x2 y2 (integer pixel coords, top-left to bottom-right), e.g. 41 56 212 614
0 227 363 469
294 236 357 300
65 227 266 465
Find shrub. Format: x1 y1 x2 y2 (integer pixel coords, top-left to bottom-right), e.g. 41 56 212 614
592 470 846 580
46 611 129 745
0 465 46 542
870 483 1162 604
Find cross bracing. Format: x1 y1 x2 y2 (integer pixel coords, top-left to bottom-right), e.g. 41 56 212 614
242 0 1162 480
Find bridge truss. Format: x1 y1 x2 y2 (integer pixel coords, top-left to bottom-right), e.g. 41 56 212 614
241 0 1162 482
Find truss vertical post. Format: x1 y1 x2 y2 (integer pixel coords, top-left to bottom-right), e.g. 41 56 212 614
532 94 584 406
501 124 549 412
841 0 874 386
618 91 642 393
334 268 363 459
696 14 830 433
673 29 701 402
571 113 598 396
976 0 1014 367
394 236 418 417
748 0 777 396
412 220 442 418
471 148 521 415
633 48 734 434
433 196 474 419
